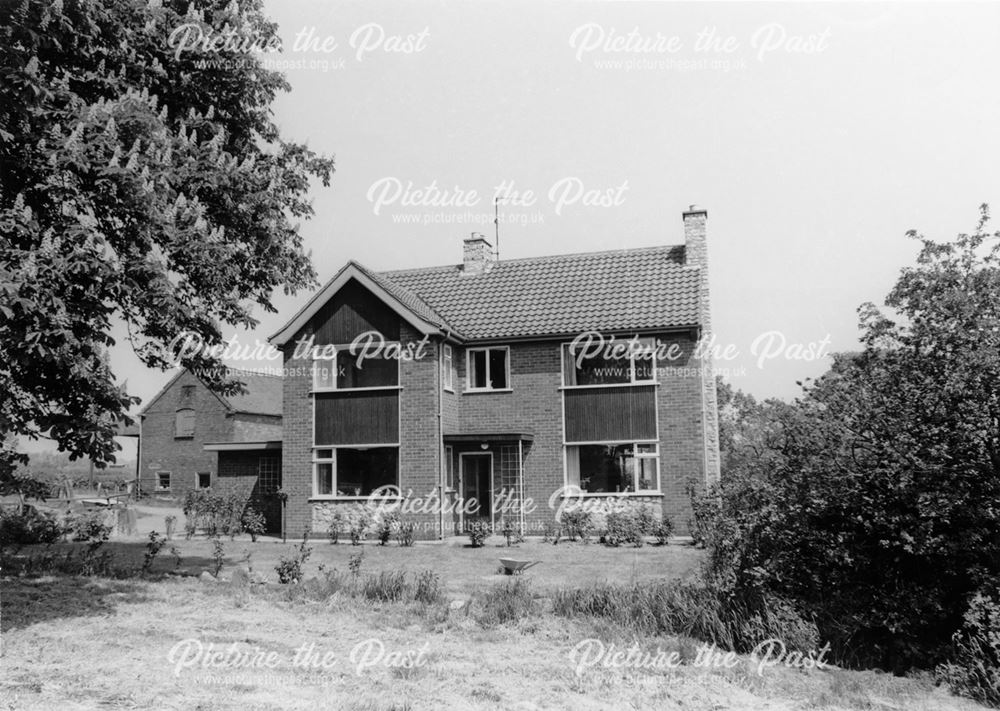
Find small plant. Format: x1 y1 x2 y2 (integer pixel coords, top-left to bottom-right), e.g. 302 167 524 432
164 515 176 540
275 532 313 584
467 521 490 548
141 530 166 575
362 570 408 601
169 545 183 568
560 509 593 542
241 507 266 542
936 588 1000 706
348 550 364 577
66 510 113 545
212 537 225 577
349 513 371 546
376 511 400 546
396 520 416 547
327 512 345 544
414 569 441 604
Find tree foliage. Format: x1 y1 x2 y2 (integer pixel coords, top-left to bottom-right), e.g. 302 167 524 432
0 0 333 476
703 207 1000 671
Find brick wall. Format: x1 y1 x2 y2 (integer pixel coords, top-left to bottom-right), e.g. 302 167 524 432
139 370 233 496
233 414 282 441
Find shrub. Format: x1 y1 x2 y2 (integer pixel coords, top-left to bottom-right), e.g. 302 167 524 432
376 511 400 546
653 517 674 545
603 510 644 547
468 521 490 548
241 507 266 542
634 505 656 536
66 510 113 544
182 486 253 539
936 588 1000 707
141 531 166 575
212 538 226 577
2 508 63 545
275 533 312 584
396 521 416 547
327 512 345 544
477 578 535 626
349 513 371 545
560 509 594 542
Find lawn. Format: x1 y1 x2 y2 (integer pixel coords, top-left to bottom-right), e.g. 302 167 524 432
0 537 989 711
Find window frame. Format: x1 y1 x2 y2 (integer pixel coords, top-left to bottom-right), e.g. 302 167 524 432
465 346 511 392
311 344 402 393
444 445 455 491
195 471 211 489
562 441 661 495
560 337 658 388
156 471 172 492
442 344 454 392
310 445 401 500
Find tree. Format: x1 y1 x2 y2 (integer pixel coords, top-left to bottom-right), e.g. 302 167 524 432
703 207 1000 671
0 0 333 478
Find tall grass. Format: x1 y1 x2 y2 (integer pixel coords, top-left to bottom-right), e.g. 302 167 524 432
476 578 536 626
552 579 818 653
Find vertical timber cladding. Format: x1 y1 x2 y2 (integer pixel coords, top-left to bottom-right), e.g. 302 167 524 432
563 385 657 442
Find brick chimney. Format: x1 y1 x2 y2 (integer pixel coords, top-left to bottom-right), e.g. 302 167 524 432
682 205 721 486
462 232 495 274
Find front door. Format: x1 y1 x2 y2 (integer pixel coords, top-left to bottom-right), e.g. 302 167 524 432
460 452 493 531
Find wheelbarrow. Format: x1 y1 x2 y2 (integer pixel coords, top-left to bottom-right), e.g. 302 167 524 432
499 558 540 575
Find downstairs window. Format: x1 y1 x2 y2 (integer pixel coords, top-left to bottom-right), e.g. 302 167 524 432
565 442 659 494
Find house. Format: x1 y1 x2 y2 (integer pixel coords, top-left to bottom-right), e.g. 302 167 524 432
137 368 284 533
269 206 721 539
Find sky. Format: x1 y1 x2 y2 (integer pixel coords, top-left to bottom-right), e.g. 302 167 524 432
20 1 1000 454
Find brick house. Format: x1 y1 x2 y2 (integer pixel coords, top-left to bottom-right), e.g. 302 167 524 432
138 369 284 533
269 207 720 539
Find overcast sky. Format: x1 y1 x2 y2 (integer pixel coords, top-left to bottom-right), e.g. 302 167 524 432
24 1 1000 453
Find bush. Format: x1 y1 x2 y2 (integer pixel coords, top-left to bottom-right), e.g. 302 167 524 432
349 514 371 545
241 507 266 542
0 508 63 545
327 512 346 544
653 517 674 545
376 511 400 546
396 521 416 547
936 588 1000 707
477 578 535 626
275 534 312 584
468 521 490 548
560 509 593 542
603 510 644 547
182 486 253 539
66 510 113 544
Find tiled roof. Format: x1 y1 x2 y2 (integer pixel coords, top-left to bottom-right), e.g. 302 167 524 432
348 261 448 328
220 370 282 416
380 245 700 340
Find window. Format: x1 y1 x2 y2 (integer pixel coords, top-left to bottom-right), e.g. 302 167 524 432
444 445 455 489
443 345 454 391
174 408 195 438
467 347 509 391
156 471 171 491
196 472 211 489
312 447 399 498
565 442 659 494
313 347 398 390
258 456 280 494
563 337 656 386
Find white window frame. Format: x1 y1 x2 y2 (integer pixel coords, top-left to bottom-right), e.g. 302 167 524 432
310 445 401 500
560 336 658 388
562 441 661 496
465 346 511 392
156 471 172 492
195 471 211 489
311 344 401 393
442 344 454 392
444 445 455 490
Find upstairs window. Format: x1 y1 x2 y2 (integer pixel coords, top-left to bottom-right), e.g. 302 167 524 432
563 337 656 386
313 347 399 390
467 347 509 391
443 345 454 391
174 408 195 438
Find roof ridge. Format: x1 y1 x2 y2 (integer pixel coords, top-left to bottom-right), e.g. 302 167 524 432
382 243 684 276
